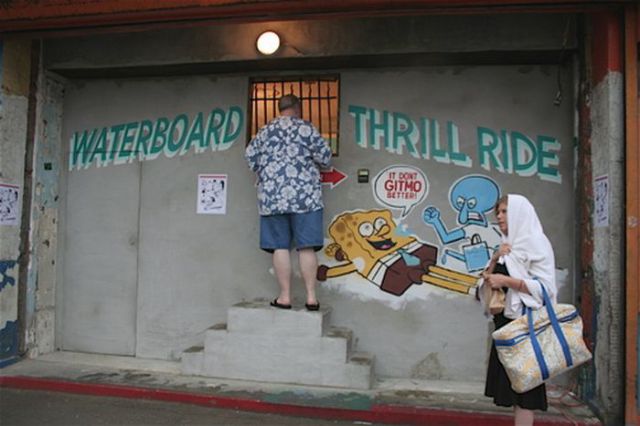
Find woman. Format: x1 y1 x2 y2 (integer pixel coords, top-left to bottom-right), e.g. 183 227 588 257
481 194 557 426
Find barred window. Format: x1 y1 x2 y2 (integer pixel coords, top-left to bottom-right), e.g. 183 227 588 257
249 76 340 155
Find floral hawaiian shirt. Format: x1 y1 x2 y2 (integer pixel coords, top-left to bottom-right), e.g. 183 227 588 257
245 115 331 216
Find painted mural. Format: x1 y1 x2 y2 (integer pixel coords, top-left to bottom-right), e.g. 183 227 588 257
318 165 500 296
318 168 505 305
68 106 244 170
422 175 501 272
318 100 568 308
317 208 478 296
373 165 427 219
317 164 483 298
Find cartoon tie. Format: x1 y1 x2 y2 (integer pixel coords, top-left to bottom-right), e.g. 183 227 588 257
398 248 420 266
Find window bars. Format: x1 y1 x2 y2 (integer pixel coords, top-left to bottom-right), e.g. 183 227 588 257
249 76 340 155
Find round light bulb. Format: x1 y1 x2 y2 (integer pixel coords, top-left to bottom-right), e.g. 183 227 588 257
256 31 280 55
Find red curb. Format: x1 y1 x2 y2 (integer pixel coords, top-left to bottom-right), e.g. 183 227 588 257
0 376 598 426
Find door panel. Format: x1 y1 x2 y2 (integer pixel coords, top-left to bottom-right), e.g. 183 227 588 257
62 164 139 355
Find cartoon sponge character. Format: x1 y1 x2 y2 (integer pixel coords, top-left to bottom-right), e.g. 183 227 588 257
317 209 477 296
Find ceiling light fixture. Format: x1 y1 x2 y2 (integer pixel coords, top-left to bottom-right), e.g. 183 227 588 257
256 31 280 55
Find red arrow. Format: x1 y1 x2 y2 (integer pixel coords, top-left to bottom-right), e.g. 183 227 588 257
321 167 347 188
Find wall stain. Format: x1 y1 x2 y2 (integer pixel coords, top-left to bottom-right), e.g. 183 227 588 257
411 352 444 380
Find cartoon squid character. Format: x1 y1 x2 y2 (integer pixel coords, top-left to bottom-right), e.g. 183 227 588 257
317 209 477 296
423 175 500 271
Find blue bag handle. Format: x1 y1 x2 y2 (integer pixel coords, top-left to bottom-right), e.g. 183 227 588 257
527 308 550 380
540 284 574 367
527 282 574 382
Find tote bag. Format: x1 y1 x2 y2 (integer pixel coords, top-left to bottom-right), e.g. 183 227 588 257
492 285 592 393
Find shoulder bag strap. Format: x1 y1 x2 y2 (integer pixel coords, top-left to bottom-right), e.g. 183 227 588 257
540 284 574 367
527 307 550 381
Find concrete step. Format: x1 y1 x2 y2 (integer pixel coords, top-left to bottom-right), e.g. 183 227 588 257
348 351 375 368
204 324 354 364
226 299 330 337
181 345 204 375
181 345 373 389
325 326 355 357
181 300 374 389
198 348 374 389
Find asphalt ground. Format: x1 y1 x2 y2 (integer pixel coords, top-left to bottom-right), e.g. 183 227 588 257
0 388 384 426
0 353 601 426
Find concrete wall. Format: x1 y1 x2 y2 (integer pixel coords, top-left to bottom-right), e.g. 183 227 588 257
24 72 65 357
590 70 625 425
57 63 575 380
572 14 627 425
59 75 252 357
41 13 578 381
0 39 31 366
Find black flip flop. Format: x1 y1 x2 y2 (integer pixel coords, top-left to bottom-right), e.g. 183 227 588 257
305 302 320 311
270 298 292 309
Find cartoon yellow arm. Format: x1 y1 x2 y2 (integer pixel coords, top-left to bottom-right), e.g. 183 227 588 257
421 274 474 295
428 266 479 286
317 263 358 281
421 266 480 295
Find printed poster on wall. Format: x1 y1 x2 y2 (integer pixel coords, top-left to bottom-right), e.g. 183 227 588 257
594 174 609 228
0 183 20 226
197 174 227 215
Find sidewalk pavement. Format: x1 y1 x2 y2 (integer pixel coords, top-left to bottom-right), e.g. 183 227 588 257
0 351 601 426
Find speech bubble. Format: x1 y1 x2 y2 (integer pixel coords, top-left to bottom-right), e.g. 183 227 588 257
373 165 429 218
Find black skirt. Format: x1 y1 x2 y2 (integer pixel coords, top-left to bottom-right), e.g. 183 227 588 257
484 263 548 411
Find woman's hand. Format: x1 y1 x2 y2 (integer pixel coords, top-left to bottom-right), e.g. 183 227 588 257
493 243 511 259
484 273 510 289
483 273 529 293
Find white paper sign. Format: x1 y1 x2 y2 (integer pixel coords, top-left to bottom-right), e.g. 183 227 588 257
197 174 227 215
594 175 609 228
0 183 20 226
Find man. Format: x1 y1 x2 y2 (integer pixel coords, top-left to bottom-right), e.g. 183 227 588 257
245 94 331 311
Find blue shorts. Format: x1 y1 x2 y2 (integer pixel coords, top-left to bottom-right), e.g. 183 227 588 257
260 210 324 253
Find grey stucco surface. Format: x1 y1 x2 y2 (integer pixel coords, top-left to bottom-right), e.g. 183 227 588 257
61 80 142 355
24 75 66 358
0 39 32 364
59 75 261 358
0 94 27 258
133 76 256 359
0 94 28 342
57 64 575 381
590 72 624 422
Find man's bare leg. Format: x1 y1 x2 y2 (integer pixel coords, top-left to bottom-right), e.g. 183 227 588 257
273 249 292 305
299 248 318 305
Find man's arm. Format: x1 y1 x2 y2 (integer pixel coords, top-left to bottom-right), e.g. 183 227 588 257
245 137 260 172
310 126 331 167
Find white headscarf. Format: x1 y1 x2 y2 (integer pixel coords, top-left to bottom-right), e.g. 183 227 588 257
500 194 557 319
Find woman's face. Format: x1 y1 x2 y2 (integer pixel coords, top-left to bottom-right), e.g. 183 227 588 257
496 202 508 235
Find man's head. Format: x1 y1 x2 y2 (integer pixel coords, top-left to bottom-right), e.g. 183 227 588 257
278 94 301 116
